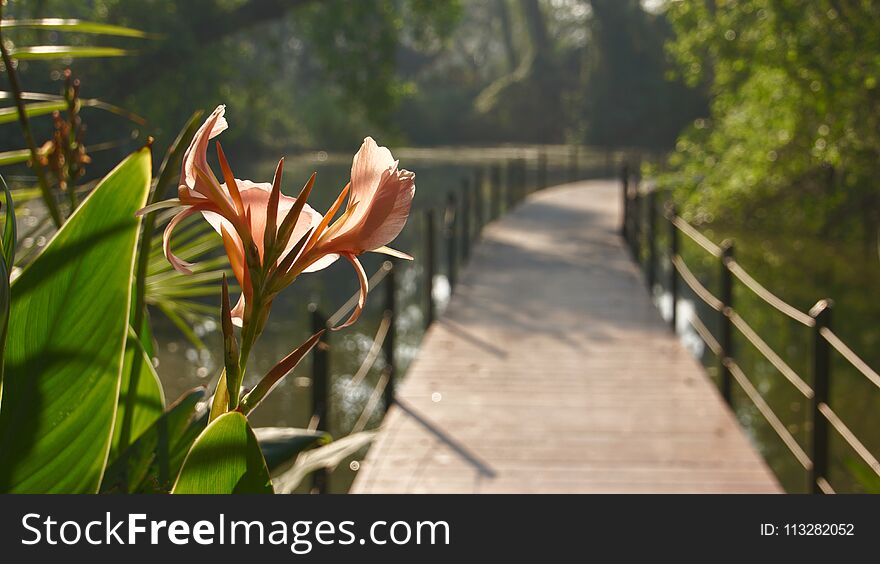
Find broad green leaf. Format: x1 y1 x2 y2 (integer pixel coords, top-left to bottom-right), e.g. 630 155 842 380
0 100 67 124
254 427 330 473
8 46 131 60
1 19 149 38
101 388 207 494
110 328 165 460
172 411 273 494
0 147 151 493
209 369 229 423
1 175 15 273
273 431 376 493
0 175 15 407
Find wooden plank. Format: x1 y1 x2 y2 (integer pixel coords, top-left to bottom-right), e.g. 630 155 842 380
351 180 781 494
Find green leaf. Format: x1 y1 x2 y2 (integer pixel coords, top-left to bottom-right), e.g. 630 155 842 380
254 427 330 473
0 92 147 126
1 175 15 273
172 412 273 494
101 388 207 494
0 148 30 167
1 18 149 38
110 328 165 461
0 146 151 493
8 46 131 60
273 431 376 493
0 100 67 125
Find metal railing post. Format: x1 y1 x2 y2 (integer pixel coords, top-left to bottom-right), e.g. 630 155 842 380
631 189 641 261
668 204 679 333
446 192 458 291
382 261 396 410
621 164 629 238
424 209 436 329
537 148 547 190
461 176 471 262
309 304 329 493
506 159 515 209
719 240 735 405
647 188 657 292
491 164 501 219
474 167 485 230
810 299 833 494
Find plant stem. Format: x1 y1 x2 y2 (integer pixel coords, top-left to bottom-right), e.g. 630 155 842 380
232 295 262 410
0 12 64 228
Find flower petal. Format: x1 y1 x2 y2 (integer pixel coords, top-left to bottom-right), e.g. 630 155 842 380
346 168 415 252
350 137 395 208
163 204 213 274
332 253 368 330
182 105 227 192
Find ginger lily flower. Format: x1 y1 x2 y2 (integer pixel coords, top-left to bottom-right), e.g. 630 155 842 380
138 105 323 327
137 105 416 418
294 137 416 328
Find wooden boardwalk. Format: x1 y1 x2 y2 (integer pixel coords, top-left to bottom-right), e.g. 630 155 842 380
352 180 781 493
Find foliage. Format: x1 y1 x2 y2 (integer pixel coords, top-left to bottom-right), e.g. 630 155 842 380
658 0 880 248
0 146 151 493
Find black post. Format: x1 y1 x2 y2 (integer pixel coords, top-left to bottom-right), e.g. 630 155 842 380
309 304 329 493
719 240 735 405
537 148 547 190
424 209 436 329
518 157 528 199
506 159 515 209
461 177 471 262
474 167 485 230
631 190 641 261
621 164 630 238
568 145 579 182
382 260 396 410
491 164 501 219
446 192 457 291
809 299 833 494
669 204 679 333
647 188 657 292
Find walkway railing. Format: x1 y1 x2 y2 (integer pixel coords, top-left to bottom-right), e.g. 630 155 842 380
304 146 620 492
621 168 880 494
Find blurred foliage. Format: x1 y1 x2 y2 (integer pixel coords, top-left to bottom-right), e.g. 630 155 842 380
3 0 701 159
656 0 880 252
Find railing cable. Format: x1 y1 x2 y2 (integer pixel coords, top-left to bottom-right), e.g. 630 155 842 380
726 260 815 327
672 254 723 311
728 310 813 399
727 359 813 471
671 215 722 257
819 327 880 391
818 403 880 479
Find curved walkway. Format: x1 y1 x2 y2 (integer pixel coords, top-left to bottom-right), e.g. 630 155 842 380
352 180 781 493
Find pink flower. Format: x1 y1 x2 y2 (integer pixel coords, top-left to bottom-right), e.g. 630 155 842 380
138 107 415 331
142 106 323 326
296 137 416 328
